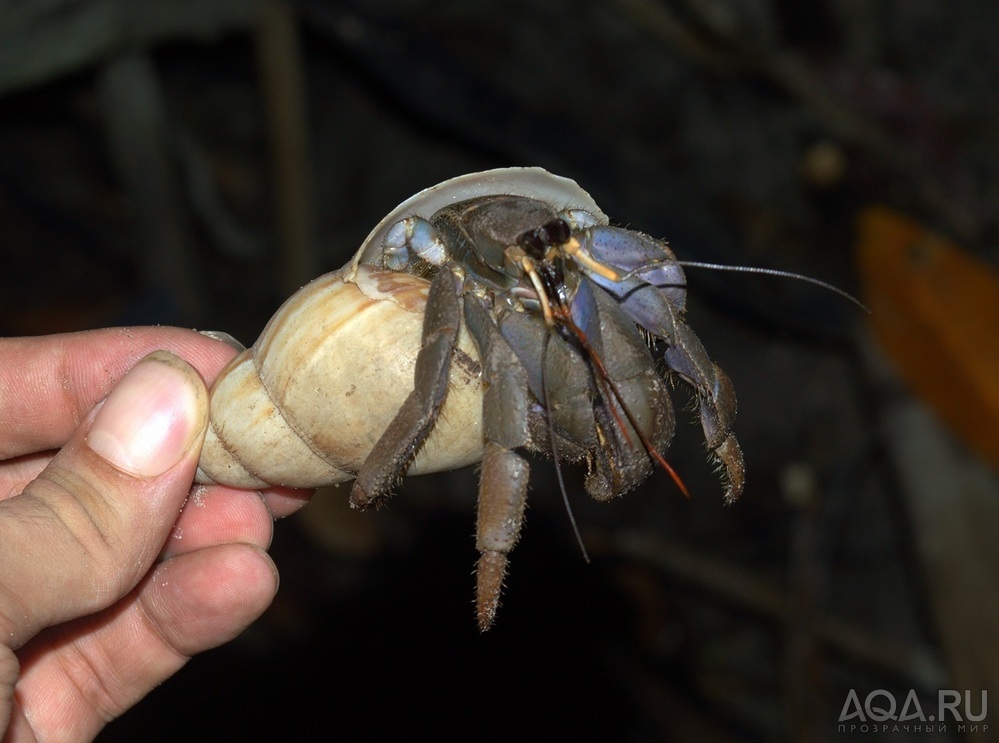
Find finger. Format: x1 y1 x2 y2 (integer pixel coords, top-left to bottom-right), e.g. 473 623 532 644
0 351 207 649
260 486 314 519
159 484 273 560
0 327 239 459
13 543 277 741
1 465 312 543
0 451 53 501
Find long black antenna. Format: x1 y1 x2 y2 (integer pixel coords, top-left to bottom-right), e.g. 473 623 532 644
675 261 871 314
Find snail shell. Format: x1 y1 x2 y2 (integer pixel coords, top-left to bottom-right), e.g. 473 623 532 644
196 167 604 490
195 264 483 489
348 167 608 274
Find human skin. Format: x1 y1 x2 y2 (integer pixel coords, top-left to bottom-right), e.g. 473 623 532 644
0 327 311 742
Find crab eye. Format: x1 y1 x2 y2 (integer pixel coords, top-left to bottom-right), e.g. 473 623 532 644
517 219 572 259
517 230 546 259
539 218 571 246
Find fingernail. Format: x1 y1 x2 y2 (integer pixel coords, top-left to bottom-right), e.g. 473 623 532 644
87 351 207 477
198 329 246 352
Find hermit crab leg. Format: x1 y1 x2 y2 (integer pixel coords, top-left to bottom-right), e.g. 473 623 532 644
662 324 745 502
350 269 462 508
600 279 744 501
463 294 531 631
573 226 745 501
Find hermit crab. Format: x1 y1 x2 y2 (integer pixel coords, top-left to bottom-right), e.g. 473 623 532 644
196 167 745 629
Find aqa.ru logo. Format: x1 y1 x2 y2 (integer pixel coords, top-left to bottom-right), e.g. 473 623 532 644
839 689 987 727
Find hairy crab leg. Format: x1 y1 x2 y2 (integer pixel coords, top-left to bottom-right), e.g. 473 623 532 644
598 276 744 501
662 324 745 502
573 227 745 501
350 269 462 507
463 294 531 631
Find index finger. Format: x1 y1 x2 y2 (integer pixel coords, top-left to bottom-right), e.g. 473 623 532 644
0 327 242 459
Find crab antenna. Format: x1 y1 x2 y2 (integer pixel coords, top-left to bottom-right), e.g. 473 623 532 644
675 261 870 313
541 332 590 564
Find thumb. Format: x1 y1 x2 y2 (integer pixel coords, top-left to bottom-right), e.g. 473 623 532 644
0 351 208 649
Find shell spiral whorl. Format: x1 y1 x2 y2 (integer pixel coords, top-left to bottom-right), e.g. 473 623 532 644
195 264 483 489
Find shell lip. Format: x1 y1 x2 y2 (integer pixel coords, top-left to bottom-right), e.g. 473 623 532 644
349 167 609 274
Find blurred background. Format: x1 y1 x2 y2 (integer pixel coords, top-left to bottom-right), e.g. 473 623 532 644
2 0 998 740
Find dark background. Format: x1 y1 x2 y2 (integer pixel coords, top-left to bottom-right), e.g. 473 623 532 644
2 0 997 740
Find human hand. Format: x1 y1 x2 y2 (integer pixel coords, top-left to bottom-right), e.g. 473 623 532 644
0 328 311 741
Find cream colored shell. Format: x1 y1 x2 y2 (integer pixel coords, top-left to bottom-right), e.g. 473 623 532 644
195 264 483 489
